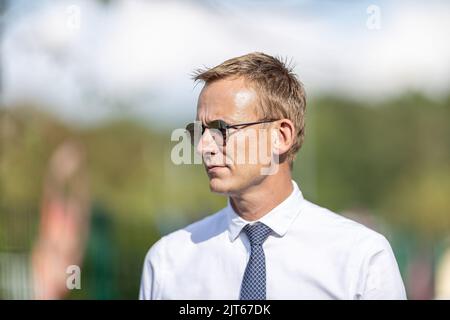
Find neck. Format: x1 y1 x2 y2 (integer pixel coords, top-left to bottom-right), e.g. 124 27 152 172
229 165 293 221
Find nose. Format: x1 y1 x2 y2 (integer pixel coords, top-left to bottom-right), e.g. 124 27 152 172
196 128 219 157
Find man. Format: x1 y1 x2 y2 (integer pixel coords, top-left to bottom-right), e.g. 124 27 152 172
139 52 406 300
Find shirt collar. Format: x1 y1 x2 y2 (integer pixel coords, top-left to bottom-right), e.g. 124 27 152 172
226 180 304 242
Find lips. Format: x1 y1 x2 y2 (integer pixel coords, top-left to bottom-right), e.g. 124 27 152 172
206 165 226 169
206 164 228 173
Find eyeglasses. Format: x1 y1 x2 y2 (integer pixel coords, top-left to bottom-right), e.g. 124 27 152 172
185 119 279 147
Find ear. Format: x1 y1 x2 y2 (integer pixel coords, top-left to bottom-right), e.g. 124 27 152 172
272 119 295 157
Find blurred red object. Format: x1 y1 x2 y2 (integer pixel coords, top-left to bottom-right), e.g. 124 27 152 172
31 139 90 299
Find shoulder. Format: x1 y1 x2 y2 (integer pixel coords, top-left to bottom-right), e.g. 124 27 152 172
144 207 228 263
299 199 392 254
299 200 402 292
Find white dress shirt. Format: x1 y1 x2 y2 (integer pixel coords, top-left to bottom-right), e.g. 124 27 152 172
139 180 406 300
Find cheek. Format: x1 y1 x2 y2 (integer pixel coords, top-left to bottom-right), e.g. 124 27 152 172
262 130 275 161
227 131 273 166
224 134 249 165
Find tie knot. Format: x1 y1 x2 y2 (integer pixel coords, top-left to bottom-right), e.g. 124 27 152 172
243 222 272 246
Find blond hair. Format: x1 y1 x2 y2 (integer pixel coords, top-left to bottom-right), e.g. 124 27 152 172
193 52 306 165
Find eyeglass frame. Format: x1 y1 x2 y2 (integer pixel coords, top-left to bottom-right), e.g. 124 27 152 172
185 119 279 147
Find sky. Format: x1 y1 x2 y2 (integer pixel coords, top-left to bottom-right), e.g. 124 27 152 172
1 0 449 127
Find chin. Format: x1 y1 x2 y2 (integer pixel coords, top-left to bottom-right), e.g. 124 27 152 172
208 177 233 195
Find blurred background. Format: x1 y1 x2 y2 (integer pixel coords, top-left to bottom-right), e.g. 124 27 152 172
0 0 449 299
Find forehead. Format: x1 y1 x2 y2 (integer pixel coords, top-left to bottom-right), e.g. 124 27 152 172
196 77 258 122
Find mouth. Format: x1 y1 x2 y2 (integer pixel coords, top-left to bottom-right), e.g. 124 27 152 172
206 164 228 173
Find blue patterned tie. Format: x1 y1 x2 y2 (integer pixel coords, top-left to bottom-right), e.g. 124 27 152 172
240 222 273 300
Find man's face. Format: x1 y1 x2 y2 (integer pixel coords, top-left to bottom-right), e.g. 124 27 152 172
196 77 274 195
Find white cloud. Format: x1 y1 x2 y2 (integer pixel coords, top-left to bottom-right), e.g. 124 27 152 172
1 0 449 126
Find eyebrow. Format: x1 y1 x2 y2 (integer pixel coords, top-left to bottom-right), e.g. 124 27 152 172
204 118 232 126
195 115 236 126
205 119 222 125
